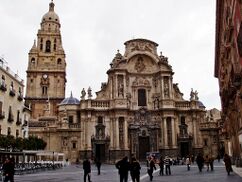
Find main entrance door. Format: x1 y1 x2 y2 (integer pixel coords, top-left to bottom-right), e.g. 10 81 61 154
139 136 150 160
95 144 105 161
180 142 189 157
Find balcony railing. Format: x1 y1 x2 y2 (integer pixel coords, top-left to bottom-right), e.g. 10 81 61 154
69 123 81 128
9 88 16 97
0 82 7 92
200 122 218 130
18 93 23 101
0 111 5 119
8 114 14 122
16 118 22 125
91 100 110 108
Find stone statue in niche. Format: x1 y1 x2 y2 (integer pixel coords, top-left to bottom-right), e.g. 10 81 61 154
117 75 124 97
81 88 86 100
118 83 124 97
154 97 159 109
135 57 145 72
164 79 169 98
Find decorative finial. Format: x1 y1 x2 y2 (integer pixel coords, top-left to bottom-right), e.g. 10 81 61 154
70 91 73 98
49 0 55 11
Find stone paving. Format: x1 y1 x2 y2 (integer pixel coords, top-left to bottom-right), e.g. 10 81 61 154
14 161 242 182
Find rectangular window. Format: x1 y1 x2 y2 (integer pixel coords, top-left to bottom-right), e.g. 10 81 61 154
42 86 48 96
138 89 146 106
68 116 73 124
72 142 76 149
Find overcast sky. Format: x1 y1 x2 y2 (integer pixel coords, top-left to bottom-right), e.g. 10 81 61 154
0 0 220 110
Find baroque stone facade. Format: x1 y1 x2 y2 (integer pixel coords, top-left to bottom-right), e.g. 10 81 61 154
214 0 242 165
27 1 213 163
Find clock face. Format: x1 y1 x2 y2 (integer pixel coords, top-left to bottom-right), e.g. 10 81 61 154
43 74 48 79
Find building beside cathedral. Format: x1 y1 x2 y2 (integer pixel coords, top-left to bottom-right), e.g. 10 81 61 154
26 1 221 163
214 0 242 165
0 57 30 138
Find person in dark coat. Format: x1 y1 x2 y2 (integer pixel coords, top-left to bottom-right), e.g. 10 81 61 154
2 157 15 182
83 158 92 182
159 156 164 175
223 154 232 175
95 158 101 175
115 156 130 182
196 153 204 172
130 157 141 182
147 156 156 181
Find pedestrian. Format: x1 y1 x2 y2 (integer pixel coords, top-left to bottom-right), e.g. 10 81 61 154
83 158 92 182
159 156 164 175
204 155 210 171
185 155 191 171
2 157 15 182
223 154 233 175
147 156 156 181
209 156 214 171
115 156 130 182
95 158 101 175
217 154 221 162
130 157 141 182
164 156 171 175
196 153 204 172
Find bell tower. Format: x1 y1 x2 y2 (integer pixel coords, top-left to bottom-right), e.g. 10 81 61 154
25 1 66 119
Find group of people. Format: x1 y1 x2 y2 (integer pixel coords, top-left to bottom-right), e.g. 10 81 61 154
115 155 172 182
115 156 141 182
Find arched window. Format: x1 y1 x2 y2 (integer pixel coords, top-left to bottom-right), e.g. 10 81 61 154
42 86 48 96
54 39 56 51
57 58 62 64
31 58 35 64
45 40 51 53
138 89 146 106
40 38 43 50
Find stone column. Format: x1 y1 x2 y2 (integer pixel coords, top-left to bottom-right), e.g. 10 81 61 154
193 117 198 146
116 117 120 149
161 77 164 99
171 117 176 146
124 118 128 149
164 117 168 148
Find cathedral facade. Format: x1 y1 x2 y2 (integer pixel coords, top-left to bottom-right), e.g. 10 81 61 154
26 1 208 163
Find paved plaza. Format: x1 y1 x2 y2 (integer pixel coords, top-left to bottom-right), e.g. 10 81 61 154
14 161 242 182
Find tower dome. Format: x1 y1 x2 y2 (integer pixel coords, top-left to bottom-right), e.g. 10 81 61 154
59 92 80 105
41 0 60 24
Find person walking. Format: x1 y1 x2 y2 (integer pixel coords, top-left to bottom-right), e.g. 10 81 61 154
83 158 92 182
2 157 15 182
130 157 141 182
147 156 156 181
223 154 233 175
185 155 191 171
159 156 164 175
209 156 214 171
95 158 101 175
204 155 210 171
196 153 204 172
164 156 171 175
115 156 130 182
